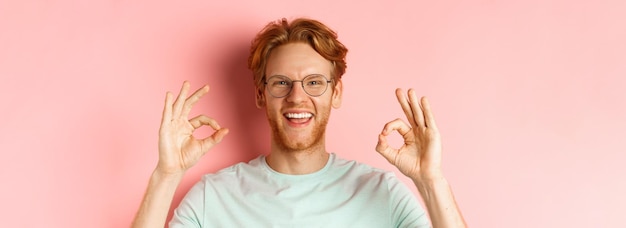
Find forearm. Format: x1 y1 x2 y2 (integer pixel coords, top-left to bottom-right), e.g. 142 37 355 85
131 170 184 228
413 176 467 228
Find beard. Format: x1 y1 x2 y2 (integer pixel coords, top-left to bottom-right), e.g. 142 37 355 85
267 108 330 152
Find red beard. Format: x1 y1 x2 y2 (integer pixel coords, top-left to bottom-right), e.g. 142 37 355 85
266 109 330 152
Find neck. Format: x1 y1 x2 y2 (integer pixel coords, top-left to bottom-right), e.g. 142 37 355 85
266 140 330 175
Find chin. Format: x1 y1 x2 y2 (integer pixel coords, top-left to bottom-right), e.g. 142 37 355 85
271 128 327 152
267 112 329 152
277 134 317 151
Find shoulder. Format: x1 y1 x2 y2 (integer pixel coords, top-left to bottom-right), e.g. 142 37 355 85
331 154 401 190
199 155 265 183
333 154 395 176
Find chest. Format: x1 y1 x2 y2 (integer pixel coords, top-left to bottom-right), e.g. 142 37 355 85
202 175 393 227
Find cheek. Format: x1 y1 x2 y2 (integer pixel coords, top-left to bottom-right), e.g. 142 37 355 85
265 99 283 115
313 98 334 112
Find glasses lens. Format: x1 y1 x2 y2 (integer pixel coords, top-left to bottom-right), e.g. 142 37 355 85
267 76 292 97
265 75 331 98
303 75 329 96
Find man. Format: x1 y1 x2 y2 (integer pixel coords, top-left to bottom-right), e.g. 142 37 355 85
132 18 466 227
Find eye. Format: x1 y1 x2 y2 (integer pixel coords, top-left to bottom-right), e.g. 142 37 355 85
271 80 291 88
307 80 321 86
271 80 287 86
305 75 328 87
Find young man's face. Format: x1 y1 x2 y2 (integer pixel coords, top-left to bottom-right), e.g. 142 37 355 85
257 42 342 152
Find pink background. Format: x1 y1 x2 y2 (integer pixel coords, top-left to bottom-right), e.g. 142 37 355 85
1 0 625 227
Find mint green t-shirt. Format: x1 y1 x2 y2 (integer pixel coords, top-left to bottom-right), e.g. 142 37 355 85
170 153 430 227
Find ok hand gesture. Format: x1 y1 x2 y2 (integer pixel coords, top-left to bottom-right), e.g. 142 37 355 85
376 89 443 182
157 81 229 175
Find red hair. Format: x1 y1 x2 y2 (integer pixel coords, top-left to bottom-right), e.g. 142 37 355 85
248 18 348 89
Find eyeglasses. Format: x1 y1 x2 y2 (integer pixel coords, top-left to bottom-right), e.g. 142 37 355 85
264 74 332 98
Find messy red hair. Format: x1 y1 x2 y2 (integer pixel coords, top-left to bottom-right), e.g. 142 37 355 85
248 18 348 89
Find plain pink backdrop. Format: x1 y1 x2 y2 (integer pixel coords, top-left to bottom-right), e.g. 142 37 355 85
1 0 625 227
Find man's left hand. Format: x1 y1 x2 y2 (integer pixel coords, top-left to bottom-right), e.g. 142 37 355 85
376 88 444 182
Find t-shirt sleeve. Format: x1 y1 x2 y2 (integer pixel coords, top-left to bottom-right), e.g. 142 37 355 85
169 179 206 228
386 173 431 228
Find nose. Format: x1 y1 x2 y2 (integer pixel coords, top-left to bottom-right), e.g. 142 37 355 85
286 81 308 103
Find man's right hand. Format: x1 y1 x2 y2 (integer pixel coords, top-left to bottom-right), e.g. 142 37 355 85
157 81 229 175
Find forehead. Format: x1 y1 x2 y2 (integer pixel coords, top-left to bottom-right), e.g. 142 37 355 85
265 42 333 78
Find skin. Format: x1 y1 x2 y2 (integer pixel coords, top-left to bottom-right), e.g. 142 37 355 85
131 82 229 228
258 42 342 174
131 42 466 227
376 89 467 227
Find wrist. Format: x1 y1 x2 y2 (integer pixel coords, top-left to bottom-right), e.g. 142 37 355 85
411 172 449 193
154 162 188 176
410 170 445 184
152 168 185 183
411 174 467 227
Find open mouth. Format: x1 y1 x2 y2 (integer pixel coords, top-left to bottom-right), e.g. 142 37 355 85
284 112 314 124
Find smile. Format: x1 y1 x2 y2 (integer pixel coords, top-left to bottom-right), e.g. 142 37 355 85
284 112 313 119
283 112 314 126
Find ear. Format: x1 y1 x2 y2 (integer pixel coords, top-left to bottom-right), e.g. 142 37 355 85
331 79 343 109
255 87 265 108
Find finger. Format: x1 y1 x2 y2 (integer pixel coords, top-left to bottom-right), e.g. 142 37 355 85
162 92 173 121
375 132 388 153
408 89 426 128
202 127 230 146
188 115 229 152
172 81 191 118
181 85 210 118
160 92 174 132
395 88 418 128
421 96 439 130
381 118 414 143
375 132 398 164
189 115 221 130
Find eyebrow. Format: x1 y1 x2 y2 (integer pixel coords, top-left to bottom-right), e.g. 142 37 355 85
267 73 328 78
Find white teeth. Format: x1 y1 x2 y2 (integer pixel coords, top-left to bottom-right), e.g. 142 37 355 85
285 113 313 119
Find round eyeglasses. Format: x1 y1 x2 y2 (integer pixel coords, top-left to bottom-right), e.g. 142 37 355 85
264 74 332 98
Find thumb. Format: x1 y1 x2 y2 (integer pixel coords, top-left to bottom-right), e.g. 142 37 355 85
201 128 230 148
376 133 397 164
375 133 388 154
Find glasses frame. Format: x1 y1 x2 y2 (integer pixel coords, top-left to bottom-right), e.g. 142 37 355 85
264 74 333 98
